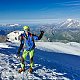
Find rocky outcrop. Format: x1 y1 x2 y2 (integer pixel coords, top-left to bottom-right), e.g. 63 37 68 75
0 36 7 43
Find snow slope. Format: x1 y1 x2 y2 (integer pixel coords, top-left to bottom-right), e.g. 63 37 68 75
36 42 80 56
7 31 24 43
60 19 80 28
0 43 69 80
0 43 12 49
0 42 80 79
0 53 69 80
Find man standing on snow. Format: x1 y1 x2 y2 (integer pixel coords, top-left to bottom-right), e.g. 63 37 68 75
17 26 44 73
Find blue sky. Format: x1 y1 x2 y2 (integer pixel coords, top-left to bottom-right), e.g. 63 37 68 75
0 0 80 23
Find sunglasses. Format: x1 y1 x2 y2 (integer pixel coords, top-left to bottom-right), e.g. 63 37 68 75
24 29 30 32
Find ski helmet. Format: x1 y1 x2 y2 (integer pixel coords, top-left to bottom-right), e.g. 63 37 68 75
23 26 30 31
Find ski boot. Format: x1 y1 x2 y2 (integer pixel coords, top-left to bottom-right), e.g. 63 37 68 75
18 68 25 73
29 67 33 73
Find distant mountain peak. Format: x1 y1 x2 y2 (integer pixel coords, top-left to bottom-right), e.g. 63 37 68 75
60 19 80 28
10 24 20 27
67 19 73 22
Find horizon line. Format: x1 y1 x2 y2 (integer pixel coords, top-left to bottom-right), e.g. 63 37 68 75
0 18 80 24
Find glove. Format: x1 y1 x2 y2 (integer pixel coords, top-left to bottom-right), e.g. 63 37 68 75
40 31 44 34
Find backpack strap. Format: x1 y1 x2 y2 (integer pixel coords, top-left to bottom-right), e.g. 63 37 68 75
30 33 34 42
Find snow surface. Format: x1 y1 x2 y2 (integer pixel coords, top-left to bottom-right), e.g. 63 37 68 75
60 19 80 28
67 19 72 22
0 43 12 49
36 42 80 56
0 51 69 80
0 42 80 79
7 31 24 43
0 54 69 80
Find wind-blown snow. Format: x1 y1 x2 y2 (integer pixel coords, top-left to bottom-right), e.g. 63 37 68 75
36 42 80 56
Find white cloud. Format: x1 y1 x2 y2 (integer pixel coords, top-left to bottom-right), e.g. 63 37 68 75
56 0 80 6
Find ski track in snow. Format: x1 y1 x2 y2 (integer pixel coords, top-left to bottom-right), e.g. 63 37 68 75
0 42 80 80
